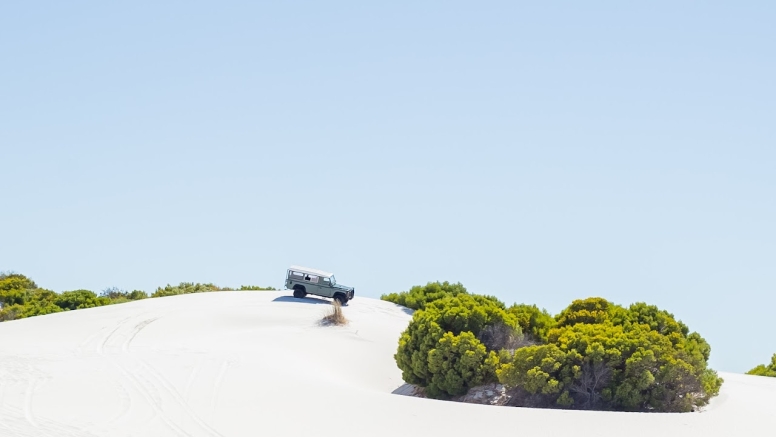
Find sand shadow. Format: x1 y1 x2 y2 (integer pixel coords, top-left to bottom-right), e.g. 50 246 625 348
392 383 422 396
272 295 332 305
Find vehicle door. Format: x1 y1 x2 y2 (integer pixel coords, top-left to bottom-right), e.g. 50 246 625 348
304 274 323 296
321 276 334 297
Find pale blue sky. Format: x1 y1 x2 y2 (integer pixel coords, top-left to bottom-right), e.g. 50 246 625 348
1 1 774 373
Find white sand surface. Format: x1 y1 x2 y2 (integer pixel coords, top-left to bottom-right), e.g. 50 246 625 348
0 291 774 437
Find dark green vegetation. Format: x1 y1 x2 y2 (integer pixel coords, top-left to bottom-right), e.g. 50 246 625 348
382 283 723 412
747 355 776 377
0 272 275 322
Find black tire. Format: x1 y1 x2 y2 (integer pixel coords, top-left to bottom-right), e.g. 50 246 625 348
293 286 307 299
333 293 348 306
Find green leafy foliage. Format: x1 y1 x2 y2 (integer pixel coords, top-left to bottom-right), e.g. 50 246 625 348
389 285 723 412
555 297 628 328
497 297 723 412
100 287 149 304
426 332 498 397
507 304 556 342
0 301 63 320
0 273 275 322
152 282 222 297
55 290 111 310
151 282 277 297
0 273 40 306
747 354 776 377
0 273 65 321
381 281 468 310
627 302 689 337
150 282 275 297
394 293 517 398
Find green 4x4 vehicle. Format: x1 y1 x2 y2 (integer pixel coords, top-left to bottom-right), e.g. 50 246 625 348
285 265 355 305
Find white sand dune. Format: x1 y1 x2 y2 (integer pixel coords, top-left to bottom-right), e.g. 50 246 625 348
0 291 774 437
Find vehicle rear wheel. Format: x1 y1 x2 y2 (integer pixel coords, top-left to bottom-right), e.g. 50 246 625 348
333 294 348 306
293 287 307 298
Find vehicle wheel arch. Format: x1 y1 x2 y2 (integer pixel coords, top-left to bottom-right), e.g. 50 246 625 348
333 293 348 306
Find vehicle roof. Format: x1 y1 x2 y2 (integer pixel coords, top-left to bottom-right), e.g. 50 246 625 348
288 265 334 278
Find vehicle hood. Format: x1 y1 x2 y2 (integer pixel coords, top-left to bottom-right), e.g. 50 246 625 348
333 284 354 292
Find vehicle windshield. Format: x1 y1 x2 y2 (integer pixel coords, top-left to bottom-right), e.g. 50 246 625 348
330 276 336 285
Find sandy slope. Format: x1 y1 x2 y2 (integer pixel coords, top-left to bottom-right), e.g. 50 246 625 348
0 291 774 437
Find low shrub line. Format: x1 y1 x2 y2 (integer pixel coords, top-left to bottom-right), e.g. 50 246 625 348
0 272 274 322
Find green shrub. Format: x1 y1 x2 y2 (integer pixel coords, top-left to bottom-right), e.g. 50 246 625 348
55 290 111 310
555 297 629 328
498 297 723 412
498 344 574 399
0 272 37 290
0 301 64 321
0 274 62 321
393 290 722 411
101 287 148 303
747 354 776 377
426 331 499 397
151 282 222 297
0 273 40 306
381 281 468 310
626 302 689 337
394 293 517 398
150 282 275 297
507 303 556 343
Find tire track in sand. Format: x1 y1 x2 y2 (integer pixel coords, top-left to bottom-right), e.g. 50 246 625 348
98 316 192 437
99 315 225 437
0 360 99 437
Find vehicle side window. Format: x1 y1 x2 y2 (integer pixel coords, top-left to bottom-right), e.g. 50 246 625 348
323 278 331 285
290 271 304 279
305 275 319 283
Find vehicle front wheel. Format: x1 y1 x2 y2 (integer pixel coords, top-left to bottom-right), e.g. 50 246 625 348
293 288 307 299
333 294 348 306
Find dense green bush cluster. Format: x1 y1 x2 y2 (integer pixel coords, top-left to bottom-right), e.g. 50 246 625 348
499 298 722 412
0 272 275 322
385 285 723 412
747 354 776 377
395 293 516 397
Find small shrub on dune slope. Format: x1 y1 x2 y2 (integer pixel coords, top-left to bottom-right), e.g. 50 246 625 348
747 354 776 377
